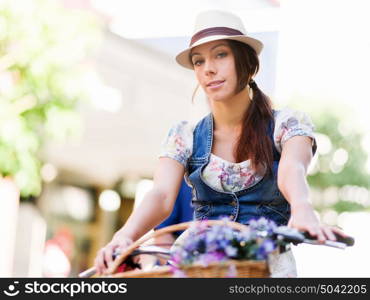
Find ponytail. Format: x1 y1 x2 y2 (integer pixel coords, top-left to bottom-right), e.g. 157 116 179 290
228 40 274 174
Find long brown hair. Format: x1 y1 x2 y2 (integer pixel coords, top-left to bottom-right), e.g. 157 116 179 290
228 40 274 174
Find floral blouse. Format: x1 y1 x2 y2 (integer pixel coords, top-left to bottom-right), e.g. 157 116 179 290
159 108 316 193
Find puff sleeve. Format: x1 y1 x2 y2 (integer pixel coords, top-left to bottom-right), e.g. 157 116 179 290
158 121 194 167
274 108 317 155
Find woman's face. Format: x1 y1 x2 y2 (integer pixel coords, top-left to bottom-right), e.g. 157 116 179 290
190 40 237 102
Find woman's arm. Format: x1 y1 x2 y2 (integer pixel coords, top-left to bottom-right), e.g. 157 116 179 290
94 157 185 274
277 136 343 242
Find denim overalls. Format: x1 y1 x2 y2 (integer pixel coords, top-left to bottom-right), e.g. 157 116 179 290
185 113 291 226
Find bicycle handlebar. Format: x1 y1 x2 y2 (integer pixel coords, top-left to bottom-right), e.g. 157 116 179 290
273 226 355 248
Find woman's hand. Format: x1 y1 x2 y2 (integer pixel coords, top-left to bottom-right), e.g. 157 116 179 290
94 232 133 275
288 202 347 243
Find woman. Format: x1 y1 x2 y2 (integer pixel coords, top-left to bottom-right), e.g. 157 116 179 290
94 10 345 276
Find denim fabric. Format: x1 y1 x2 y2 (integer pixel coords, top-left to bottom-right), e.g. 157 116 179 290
185 113 291 226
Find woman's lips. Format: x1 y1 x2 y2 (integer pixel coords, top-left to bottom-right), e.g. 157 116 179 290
206 80 225 89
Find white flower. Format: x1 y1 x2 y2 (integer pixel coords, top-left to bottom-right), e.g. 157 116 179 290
225 246 237 257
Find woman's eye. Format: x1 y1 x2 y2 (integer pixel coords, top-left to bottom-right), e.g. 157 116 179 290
217 52 227 58
193 59 203 66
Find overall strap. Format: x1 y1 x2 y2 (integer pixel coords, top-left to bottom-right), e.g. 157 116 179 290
190 113 213 161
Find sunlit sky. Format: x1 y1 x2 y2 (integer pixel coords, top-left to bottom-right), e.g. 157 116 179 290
275 0 370 127
91 0 280 37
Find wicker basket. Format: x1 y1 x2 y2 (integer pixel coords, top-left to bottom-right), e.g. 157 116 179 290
108 220 270 278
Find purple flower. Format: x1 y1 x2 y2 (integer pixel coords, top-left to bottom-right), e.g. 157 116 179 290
255 239 276 260
199 252 226 266
262 239 275 253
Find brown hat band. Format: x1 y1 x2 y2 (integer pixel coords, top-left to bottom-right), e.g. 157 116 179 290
190 27 244 46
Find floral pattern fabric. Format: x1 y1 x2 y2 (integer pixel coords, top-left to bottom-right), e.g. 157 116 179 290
159 108 316 193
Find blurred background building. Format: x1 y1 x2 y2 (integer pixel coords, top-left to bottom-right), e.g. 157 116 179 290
0 0 369 277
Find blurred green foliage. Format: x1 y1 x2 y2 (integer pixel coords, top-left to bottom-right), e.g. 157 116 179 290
308 111 369 188
332 201 366 214
0 0 101 196
286 97 370 214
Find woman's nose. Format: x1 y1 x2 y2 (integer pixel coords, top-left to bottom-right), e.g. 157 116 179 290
204 59 216 76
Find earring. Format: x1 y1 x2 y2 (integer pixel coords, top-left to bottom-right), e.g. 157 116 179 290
248 84 253 99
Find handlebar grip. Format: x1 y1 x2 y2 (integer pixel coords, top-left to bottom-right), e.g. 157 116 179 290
334 232 355 246
303 231 355 246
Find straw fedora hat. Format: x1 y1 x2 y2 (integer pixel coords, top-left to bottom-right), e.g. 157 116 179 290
176 10 264 70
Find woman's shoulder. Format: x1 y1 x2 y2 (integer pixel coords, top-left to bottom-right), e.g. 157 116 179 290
274 107 312 121
273 107 314 128
167 120 195 137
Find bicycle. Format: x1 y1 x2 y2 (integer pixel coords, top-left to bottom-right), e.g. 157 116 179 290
79 220 354 278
